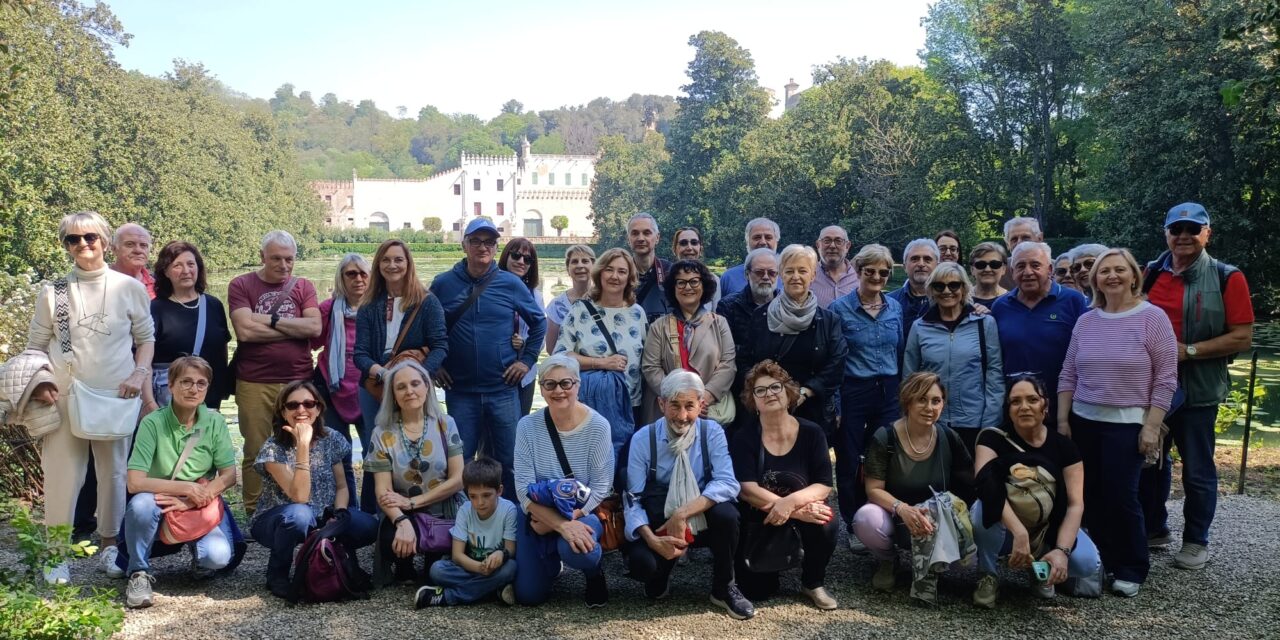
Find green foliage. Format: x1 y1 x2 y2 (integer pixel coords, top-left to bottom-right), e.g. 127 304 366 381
312 228 446 244
590 133 669 248
311 242 462 257
550 215 569 236
0 270 38 358
1216 384 1268 439
421 217 442 233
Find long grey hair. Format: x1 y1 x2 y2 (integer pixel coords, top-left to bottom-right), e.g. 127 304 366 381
374 360 445 432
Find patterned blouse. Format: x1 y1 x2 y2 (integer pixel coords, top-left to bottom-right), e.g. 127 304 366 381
252 426 349 525
364 415 465 518
554 299 647 407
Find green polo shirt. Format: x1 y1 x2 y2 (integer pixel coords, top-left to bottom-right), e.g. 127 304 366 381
128 405 236 482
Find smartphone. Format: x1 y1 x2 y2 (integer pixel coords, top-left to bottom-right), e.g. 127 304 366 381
1032 560 1051 583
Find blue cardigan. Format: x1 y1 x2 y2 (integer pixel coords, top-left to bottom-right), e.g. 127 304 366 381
354 291 449 379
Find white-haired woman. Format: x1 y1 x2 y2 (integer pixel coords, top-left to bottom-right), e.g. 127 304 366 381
365 360 465 585
26 211 156 584
1067 244 1108 299
903 262 1004 455
512 355 614 606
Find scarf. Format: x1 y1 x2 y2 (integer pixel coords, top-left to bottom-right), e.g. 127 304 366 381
664 418 708 536
766 290 818 335
327 297 358 391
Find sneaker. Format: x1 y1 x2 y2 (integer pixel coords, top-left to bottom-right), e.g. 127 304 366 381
414 585 447 608
1173 543 1209 570
802 586 838 611
973 573 999 609
1032 583 1057 599
100 546 122 577
126 572 155 609
644 572 671 600
189 554 215 580
848 535 868 554
43 562 70 586
1111 579 1140 597
584 573 608 608
709 584 755 620
499 584 516 606
872 559 895 592
1147 529 1174 548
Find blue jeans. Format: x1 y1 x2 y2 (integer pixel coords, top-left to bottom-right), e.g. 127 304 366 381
249 504 378 579
578 370 634 454
513 509 603 605
1139 404 1218 545
124 492 233 575
836 375 900 528
353 387 383 513
970 500 1101 578
1072 415 1149 583
445 389 520 503
428 557 517 604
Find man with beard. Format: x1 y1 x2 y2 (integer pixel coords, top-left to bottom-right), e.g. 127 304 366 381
811 226 857 308
623 371 752 619
719 218 780 298
629 213 671 324
887 239 938 341
717 248 780 424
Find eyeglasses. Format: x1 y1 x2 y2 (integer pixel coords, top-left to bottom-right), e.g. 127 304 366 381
1168 222 1203 237
174 379 210 391
929 281 964 293
284 400 318 410
751 382 784 398
818 237 848 246
539 378 579 391
466 237 498 249
861 268 892 279
677 239 701 247
674 278 702 290
1070 259 1096 274
750 269 778 279
1054 267 1070 277
63 233 101 246
343 270 368 279
971 260 1004 271
509 252 532 264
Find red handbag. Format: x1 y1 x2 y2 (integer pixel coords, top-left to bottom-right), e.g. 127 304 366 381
157 427 224 545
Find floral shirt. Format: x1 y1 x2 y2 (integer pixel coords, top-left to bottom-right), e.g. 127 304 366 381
554 300 646 406
252 427 349 525
364 415 465 518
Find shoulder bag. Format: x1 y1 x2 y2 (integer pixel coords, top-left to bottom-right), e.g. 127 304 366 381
665 314 735 426
56 278 141 440
158 425 226 545
362 296 429 398
543 407 626 551
410 417 456 554
990 428 1057 552
741 425 804 574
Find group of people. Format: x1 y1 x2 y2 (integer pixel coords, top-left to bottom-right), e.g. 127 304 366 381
13 201 1251 616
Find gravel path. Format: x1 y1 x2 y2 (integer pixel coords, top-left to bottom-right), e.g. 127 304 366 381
29 494 1267 639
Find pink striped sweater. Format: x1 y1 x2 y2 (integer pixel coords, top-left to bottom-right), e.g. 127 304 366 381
1059 302 1179 411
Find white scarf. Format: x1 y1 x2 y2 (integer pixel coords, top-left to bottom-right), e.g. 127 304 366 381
664 418 707 536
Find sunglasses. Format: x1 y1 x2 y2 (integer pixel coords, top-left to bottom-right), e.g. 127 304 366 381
971 260 1004 271
929 281 964 293
677 238 701 247
1168 222 1203 237
674 278 702 290
1054 267 1070 277
861 268 892 279
509 252 533 264
284 400 318 410
63 233 101 246
539 378 579 391
343 270 368 279
1070 259 1096 274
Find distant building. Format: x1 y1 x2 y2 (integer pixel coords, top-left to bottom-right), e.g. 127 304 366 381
784 78 802 112
313 137 597 240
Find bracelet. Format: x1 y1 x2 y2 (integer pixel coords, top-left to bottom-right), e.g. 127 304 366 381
394 514 410 526
133 366 150 375
293 463 311 471
890 500 902 517
1056 545 1073 557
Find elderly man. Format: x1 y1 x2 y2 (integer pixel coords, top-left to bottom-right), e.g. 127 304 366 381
812 225 858 308
625 370 752 619
110 223 156 299
718 218 779 297
887 239 938 340
717 248 779 420
989 241 1087 427
628 213 671 324
432 218 546 503
1001 217 1043 290
227 230 322 515
1139 203 1253 571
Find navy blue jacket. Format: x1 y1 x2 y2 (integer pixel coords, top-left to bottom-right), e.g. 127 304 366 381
354 291 449 380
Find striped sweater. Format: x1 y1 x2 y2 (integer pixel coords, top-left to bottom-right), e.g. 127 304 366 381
513 407 614 513
1059 302 1178 412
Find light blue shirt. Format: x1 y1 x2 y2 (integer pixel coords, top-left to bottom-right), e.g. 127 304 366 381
831 291 904 379
624 419 739 540
718 265 749 300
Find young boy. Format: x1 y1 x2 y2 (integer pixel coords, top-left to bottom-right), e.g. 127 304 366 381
416 457 518 607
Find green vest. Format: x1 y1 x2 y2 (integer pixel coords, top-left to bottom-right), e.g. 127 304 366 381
1149 250 1236 407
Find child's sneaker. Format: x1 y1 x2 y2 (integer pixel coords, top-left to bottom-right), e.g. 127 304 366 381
415 585 447 608
500 584 516 606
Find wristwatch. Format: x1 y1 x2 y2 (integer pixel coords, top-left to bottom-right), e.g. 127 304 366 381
1185 344 1198 359
270 312 281 329
1056 545 1073 557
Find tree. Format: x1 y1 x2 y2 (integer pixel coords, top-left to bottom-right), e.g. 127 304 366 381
422 217 442 232
501 99 524 114
550 215 569 237
590 133 669 248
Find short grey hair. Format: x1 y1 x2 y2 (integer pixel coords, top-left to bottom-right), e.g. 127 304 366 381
968 241 1007 264
1068 243 1108 263
778 244 817 272
1054 253 1073 268
627 212 659 235
660 369 705 401
332 253 371 303
902 238 940 264
260 230 297 254
111 222 151 249
926 261 974 306
538 354 580 379
743 217 780 249
1010 241 1053 267
374 360 444 433
58 211 112 245
1003 216 1042 240
743 247 778 273
853 243 893 271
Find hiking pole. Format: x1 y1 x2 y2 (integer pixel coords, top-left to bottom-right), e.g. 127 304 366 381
1237 350 1259 495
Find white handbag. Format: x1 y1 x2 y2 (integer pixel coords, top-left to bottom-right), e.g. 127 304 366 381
67 379 140 441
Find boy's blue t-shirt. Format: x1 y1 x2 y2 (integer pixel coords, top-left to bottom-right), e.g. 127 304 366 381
450 497 518 562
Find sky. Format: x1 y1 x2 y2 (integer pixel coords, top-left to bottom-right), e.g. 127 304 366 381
103 0 935 119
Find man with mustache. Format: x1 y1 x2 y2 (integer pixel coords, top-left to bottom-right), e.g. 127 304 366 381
887 239 939 341
1001 217 1043 290
811 226 858 308
717 248 780 423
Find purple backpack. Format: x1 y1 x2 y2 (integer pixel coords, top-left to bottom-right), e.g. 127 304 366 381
289 510 371 604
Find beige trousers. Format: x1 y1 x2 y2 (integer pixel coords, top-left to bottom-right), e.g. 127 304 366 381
236 380 286 515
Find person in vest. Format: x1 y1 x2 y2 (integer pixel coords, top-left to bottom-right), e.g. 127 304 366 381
1139 203 1253 571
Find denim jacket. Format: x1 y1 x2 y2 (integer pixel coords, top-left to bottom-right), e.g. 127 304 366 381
831 291 903 379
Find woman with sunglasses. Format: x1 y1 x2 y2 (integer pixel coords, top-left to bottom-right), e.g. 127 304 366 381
1053 254 1077 291
829 243 903 549
26 211 156 585
251 380 378 598
968 242 1009 308
903 262 1004 456
1067 244 1108 299
545 244 595 356
499 238 542 415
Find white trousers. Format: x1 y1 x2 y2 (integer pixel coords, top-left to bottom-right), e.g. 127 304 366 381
40 407 130 538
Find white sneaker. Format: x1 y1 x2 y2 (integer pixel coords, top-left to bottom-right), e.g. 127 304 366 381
1111 579 1140 597
100 546 123 577
126 572 155 609
43 562 70 585
499 584 516 606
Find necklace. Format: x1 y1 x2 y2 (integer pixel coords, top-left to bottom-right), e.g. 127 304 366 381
903 422 936 455
73 278 111 336
173 295 200 309
398 416 426 469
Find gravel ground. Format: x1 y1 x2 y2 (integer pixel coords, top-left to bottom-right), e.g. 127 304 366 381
15 494 1272 640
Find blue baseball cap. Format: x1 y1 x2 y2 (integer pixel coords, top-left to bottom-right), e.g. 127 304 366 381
464 218 500 237
1163 202 1210 228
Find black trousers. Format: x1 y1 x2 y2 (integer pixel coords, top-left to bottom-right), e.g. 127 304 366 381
376 515 444 581
73 453 97 537
735 510 838 598
626 501 739 593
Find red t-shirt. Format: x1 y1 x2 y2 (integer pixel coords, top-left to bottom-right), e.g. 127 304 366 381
227 272 319 382
1146 269 1254 341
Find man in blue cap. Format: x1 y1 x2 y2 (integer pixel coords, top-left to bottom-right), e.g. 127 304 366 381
1139 202 1254 571
431 219 547 502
